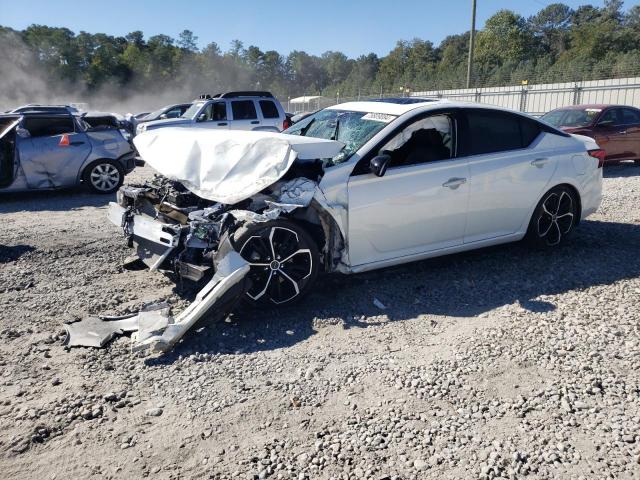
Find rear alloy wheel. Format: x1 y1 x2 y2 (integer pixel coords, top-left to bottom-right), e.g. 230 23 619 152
233 220 320 306
83 160 123 194
527 186 578 248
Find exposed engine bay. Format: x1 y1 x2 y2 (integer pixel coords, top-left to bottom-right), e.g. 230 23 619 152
65 128 347 354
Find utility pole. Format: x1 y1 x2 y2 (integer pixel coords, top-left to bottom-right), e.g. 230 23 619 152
466 0 477 89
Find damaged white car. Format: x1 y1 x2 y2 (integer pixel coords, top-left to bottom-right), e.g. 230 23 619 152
70 99 603 353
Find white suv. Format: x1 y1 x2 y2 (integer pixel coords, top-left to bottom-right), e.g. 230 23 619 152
136 91 289 135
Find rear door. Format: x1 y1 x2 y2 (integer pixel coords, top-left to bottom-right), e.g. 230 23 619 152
229 100 261 130
461 109 557 243
19 115 91 188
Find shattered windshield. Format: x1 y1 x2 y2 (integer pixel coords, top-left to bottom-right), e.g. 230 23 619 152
284 109 394 165
182 102 206 119
541 108 600 128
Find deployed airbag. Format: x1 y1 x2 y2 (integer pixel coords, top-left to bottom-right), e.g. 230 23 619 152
133 129 344 204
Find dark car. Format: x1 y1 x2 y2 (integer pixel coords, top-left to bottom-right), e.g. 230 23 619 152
541 104 640 165
137 103 192 123
0 112 136 194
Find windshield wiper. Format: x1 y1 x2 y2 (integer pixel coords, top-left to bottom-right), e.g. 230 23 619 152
331 115 341 141
299 118 316 136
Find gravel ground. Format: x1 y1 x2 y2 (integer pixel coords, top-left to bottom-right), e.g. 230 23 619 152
0 164 639 480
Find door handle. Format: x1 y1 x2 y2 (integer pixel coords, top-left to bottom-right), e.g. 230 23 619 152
217 122 227 126
531 157 549 168
70 141 85 146
442 177 467 189
250 120 259 124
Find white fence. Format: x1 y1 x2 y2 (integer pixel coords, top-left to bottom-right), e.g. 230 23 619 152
412 77 640 116
287 76 640 116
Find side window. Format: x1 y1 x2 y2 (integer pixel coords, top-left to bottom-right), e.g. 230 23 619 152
211 102 227 121
23 116 75 138
465 110 540 155
621 108 640 125
164 107 183 118
598 109 621 126
380 115 453 168
231 100 257 120
259 100 279 119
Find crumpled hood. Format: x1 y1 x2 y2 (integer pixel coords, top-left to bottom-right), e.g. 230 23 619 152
133 128 344 204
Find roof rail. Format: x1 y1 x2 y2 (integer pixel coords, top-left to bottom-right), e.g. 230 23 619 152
219 91 274 99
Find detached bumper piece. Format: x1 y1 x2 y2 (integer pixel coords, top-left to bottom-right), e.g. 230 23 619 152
63 252 250 354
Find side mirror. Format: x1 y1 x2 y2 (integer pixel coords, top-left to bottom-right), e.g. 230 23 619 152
197 113 207 122
16 127 30 138
370 153 391 177
159 113 168 120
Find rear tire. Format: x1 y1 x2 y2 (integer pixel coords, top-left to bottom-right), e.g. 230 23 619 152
83 160 123 194
232 219 320 307
525 186 578 248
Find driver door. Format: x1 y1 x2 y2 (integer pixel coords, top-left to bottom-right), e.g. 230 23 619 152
193 102 230 130
347 112 469 267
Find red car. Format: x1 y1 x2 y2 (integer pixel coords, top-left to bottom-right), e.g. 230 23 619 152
541 104 640 165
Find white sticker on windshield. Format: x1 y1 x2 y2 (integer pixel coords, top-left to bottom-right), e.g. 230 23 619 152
362 113 396 123
585 108 602 112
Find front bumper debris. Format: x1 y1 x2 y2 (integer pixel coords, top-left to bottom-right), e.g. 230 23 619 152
63 251 250 354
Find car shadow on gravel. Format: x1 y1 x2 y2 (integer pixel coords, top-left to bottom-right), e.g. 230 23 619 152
603 163 640 178
0 188 113 213
0 244 36 263
149 218 640 364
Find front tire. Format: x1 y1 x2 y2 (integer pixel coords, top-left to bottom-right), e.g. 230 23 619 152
526 186 578 248
83 160 123 194
232 219 320 306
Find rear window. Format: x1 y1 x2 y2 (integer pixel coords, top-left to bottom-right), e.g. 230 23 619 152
231 100 257 120
465 110 541 155
259 100 279 119
23 116 75 137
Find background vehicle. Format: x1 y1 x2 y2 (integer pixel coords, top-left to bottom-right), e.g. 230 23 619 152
113 99 603 307
137 103 192 123
136 91 288 134
9 104 81 114
541 104 640 165
81 111 135 141
0 112 136 194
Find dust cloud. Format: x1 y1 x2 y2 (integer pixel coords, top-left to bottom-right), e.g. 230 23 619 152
0 31 244 115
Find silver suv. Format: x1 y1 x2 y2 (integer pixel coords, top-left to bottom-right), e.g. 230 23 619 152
136 91 289 135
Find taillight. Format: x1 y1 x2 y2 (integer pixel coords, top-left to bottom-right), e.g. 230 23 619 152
282 118 291 131
588 149 606 168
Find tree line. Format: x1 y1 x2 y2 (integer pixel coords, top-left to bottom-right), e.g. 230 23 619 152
1 0 639 105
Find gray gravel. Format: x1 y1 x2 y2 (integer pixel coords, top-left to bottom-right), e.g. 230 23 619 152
0 164 639 479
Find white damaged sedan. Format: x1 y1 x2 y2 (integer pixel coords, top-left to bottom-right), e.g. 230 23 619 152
97 98 602 352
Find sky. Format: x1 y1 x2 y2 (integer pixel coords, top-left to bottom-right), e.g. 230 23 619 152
0 0 629 58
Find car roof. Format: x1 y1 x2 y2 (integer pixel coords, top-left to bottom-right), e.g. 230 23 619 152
325 99 531 117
